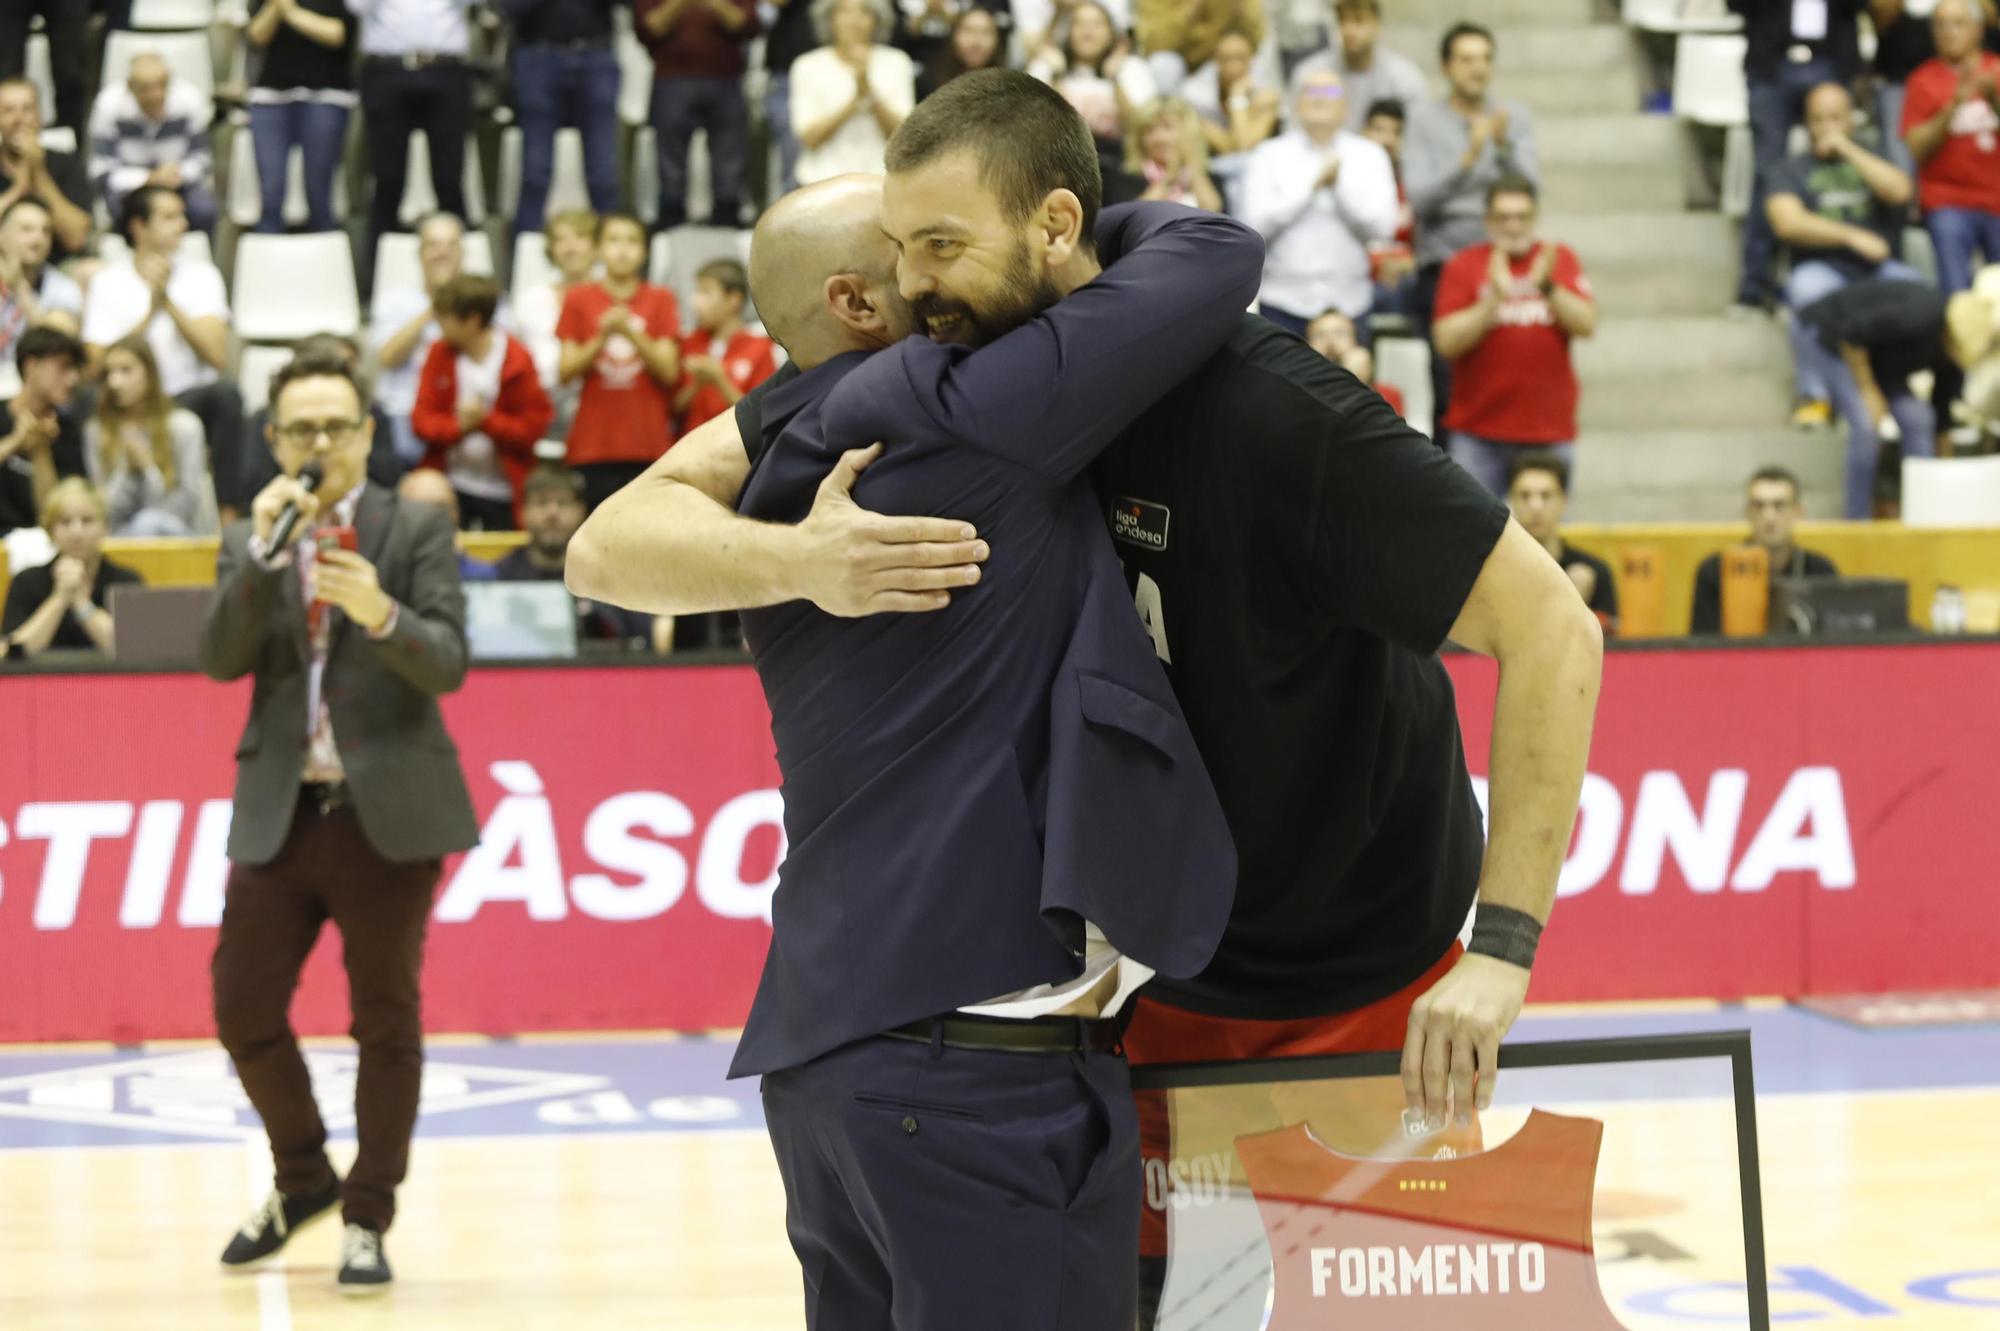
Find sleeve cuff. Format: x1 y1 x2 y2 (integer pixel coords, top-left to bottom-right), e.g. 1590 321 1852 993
366 600 401 640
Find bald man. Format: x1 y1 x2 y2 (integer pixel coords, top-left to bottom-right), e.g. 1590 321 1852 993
1766 82 1917 434
570 86 1262 1324
88 53 218 233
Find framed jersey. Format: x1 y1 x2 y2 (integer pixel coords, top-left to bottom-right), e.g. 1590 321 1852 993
1131 1032 1770 1331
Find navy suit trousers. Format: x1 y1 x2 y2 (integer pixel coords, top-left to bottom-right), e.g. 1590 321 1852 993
762 1033 1139 1331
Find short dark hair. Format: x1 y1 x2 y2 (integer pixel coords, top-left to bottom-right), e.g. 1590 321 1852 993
268 349 365 419
1508 451 1569 493
16 324 83 372
433 273 502 326
698 257 749 298
1748 465 1802 497
522 463 585 506
1486 173 1538 208
886 69 1102 249
1364 98 1405 125
120 184 179 243
596 210 648 243
1441 21 1495 65
1333 0 1382 15
293 331 359 362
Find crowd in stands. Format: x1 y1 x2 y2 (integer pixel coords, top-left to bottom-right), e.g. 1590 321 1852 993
1734 0 2000 518
0 0 1987 660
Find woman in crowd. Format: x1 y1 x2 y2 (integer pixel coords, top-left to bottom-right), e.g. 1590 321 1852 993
1184 26 1279 159
245 0 356 233
792 0 918 184
1120 97 1223 211
85 336 217 537
1 477 141 658
919 7 1009 99
1029 1 1157 167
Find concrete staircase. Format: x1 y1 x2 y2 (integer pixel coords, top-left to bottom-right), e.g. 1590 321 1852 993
1371 0 1842 520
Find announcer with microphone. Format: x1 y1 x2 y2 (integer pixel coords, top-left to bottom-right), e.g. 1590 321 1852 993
199 351 477 1296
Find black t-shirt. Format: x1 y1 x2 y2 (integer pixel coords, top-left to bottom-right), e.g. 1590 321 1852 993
1095 318 1510 1018
2 557 143 651
1772 151 1900 278
764 0 819 73
509 0 616 45
735 359 800 461
493 545 653 643
0 400 85 534
1557 541 1619 628
1801 277 1949 386
0 151 90 262
256 0 358 91
1690 547 1841 635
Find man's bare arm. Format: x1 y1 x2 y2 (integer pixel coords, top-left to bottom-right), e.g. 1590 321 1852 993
565 409 990 617
1401 518 1604 1129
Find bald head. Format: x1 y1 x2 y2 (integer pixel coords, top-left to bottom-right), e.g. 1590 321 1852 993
750 175 912 368
1934 0 1986 58
1803 82 1855 152
398 467 461 523
128 54 170 120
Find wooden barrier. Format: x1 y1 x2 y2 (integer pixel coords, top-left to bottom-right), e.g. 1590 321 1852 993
3 525 1996 635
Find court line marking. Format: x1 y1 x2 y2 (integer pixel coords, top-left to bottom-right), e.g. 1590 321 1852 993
247 1138 293 1331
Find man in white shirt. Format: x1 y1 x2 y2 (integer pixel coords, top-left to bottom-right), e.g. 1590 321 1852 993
1287 0 1428 131
81 184 242 513
1236 67 1399 334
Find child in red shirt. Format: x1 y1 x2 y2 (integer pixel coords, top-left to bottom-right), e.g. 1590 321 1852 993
410 274 554 530
557 211 682 510
676 257 777 434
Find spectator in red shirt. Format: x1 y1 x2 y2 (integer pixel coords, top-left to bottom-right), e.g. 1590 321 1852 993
675 257 777 433
638 0 760 230
1303 308 1404 416
557 211 682 510
1902 0 2000 293
1430 175 1596 497
411 274 554 530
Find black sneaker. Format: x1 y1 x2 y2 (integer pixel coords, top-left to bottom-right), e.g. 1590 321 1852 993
338 1223 392 1296
220 1175 341 1269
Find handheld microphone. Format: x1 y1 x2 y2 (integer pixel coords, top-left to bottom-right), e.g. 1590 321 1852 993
268 461 325 551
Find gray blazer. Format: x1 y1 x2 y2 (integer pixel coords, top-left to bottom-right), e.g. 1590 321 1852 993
198 484 480 866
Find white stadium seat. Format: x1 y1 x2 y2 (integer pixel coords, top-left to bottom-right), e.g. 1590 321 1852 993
511 232 557 308
497 126 593 220
237 343 297 416
397 130 486 227
1673 34 1753 216
616 6 654 127
1624 0 1743 32
1902 456 2000 528
233 233 360 341
1373 335 1435 441
25 34 55 125
101 29 215 101
226 133 352 230
129 0 217 29
370 228 495 314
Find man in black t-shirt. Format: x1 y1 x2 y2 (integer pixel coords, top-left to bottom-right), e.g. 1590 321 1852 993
493 463 662 650
1690 466 1840 634
1801 276 1951 516
0 323 84 534
1505 450 1617 634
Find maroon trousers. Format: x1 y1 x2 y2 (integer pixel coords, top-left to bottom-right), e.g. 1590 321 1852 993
211 793 441 1233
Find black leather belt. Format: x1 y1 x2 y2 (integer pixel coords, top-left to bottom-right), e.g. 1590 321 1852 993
301 780 351 814
365 51 468 71
884 1013 1122 1055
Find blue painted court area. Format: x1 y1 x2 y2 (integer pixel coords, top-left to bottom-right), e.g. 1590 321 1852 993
0 1006 1994 1152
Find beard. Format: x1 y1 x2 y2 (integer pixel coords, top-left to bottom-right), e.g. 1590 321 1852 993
913 237 1063 349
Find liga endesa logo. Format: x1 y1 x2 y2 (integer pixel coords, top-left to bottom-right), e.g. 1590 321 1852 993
1469 765 1856 896
0 762 788 932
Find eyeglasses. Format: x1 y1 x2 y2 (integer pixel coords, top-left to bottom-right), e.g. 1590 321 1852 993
274 419 363 447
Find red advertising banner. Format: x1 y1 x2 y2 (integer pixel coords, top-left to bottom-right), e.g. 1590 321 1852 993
2 644 1996 1043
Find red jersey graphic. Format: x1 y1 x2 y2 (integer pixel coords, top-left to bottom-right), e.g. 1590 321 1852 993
1235 1110 1629 1330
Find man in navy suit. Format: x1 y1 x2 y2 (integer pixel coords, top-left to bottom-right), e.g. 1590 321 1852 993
571 76 1260 1329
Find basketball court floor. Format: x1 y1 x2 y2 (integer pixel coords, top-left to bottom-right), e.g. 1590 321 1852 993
2 1001 1996 1330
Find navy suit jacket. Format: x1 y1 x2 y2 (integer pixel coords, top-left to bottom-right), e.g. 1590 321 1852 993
728 203 1263 1078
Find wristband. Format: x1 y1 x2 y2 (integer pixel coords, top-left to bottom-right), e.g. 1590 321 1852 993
1468 904 1542 970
